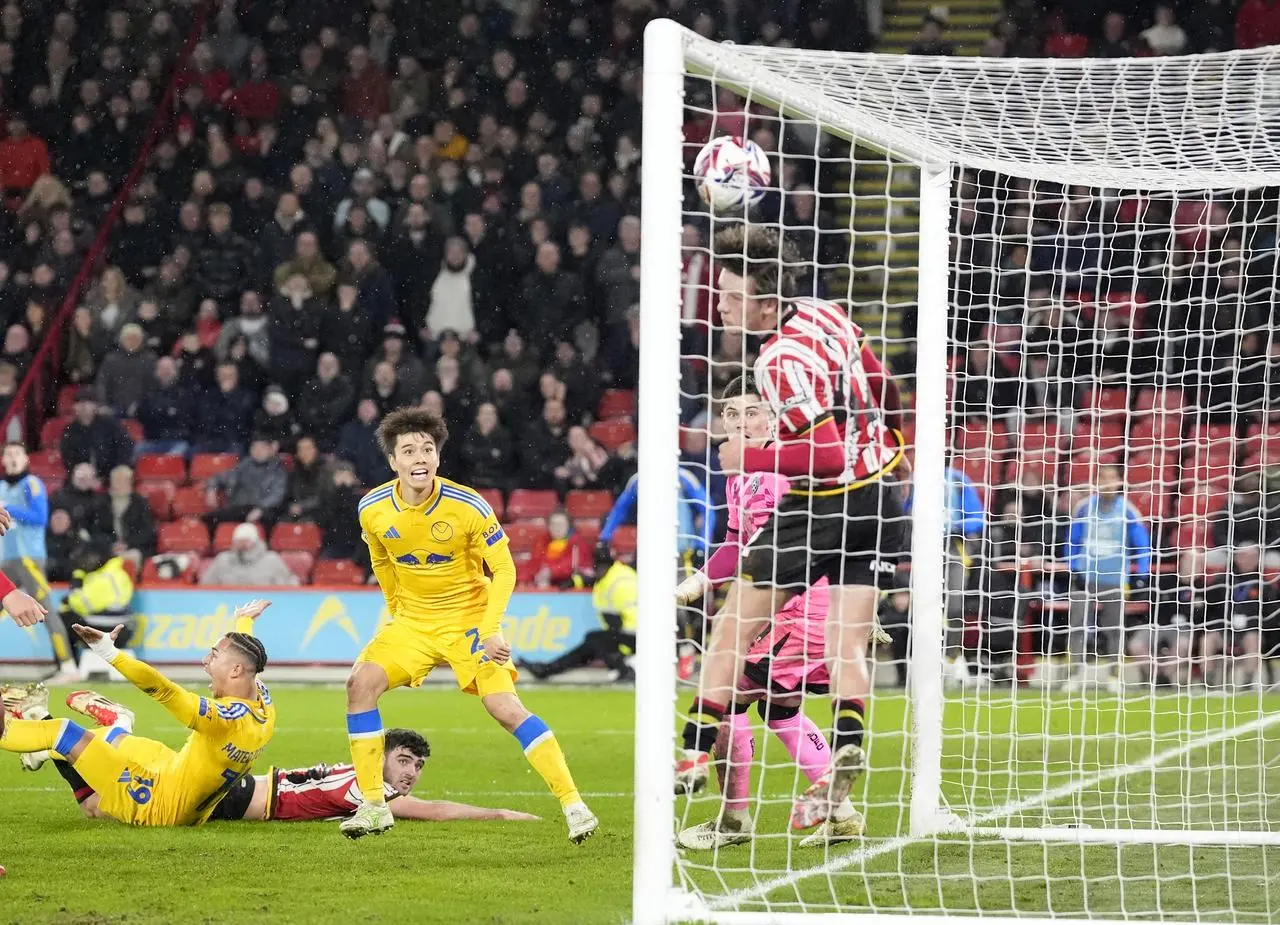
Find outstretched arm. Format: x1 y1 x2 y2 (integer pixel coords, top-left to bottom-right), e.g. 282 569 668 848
388 795 539 822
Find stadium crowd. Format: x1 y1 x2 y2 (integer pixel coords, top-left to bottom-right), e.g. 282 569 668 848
0 1 1272 686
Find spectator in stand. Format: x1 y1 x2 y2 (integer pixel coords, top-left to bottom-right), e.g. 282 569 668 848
50 463 114 552
253 387 301 452
338 398 392 486
45 509 76 583
97 323 158 417
906 15 955 55
318 462 367 564
203 434 289 530
106 464 156 569
1093 11 1132 57
136 356 196 457
953 342 1022 420
194 203 255 311
342 238 396 330
196 361 255 454
335 167 390 232
284 435 332 523
274 230 336 297
1142 3 1188 54
0 325 31 377
459 402 515 492
530 510 594 590
554 426 614 495
365 322 426 402
520 241 586 354
63 307 107 387
0 118 51 198
259 192 312 280
429 353 475 432
320 281 375 376
425 237 476 342
300 352 356 451
1236 0 1280 49
596 216 641 360
268 273 322 400
61 390 135 478
342 45 389 126
216 290 271 369
384 203 445 320
200 521 299 586
1204 544 1280 690
1066 461 1153 690
521 398 572 490
83 267 141 344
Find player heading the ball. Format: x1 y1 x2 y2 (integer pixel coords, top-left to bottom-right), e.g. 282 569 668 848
681 223 909 828
342 406 597 843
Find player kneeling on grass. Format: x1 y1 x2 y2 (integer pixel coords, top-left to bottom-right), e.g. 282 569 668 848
343 407 596 842
31 709 538 825
0 599 273 827
674 376 871 850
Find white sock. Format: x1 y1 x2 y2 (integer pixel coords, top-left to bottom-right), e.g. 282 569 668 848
832 799 857 822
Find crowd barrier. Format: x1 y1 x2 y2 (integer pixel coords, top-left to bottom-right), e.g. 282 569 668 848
0 588 599 666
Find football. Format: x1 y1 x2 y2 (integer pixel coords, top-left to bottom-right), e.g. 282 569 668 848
692 135 771 211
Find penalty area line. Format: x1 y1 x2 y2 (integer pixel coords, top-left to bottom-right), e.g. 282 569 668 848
705 709 1280 912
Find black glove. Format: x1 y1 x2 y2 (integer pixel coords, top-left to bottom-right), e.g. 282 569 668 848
284 764 331 784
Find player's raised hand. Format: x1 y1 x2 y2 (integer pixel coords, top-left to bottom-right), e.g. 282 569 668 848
717 435 744 474
233 598 273 622
675 573 709 606
2 588 45 626
71 623 125 644
482 634 512 665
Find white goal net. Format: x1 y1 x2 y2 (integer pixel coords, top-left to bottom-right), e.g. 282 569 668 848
636 20 1280 925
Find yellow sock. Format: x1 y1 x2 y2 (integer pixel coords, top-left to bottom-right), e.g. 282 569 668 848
1 717 76 755
346 709 386 804
513 715 581 807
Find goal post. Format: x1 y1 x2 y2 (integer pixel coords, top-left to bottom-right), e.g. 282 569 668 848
637 18 1280 924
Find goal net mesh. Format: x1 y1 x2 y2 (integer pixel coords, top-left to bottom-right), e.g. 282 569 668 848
665 31 1280 923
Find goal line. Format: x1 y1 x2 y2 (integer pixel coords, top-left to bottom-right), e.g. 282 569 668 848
698 708 1280 918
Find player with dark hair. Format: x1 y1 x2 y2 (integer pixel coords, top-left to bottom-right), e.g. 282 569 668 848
678 224 908 829
0 599 274 827
36 716 540 825
341 406 596 842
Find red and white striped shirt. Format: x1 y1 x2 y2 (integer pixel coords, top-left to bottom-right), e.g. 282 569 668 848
752 298 896 486
270 764 399 821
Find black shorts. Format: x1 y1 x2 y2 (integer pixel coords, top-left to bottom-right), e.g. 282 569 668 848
740 474 907 591
207 773 257 821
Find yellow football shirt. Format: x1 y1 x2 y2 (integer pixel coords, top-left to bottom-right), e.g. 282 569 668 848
358 476 515 636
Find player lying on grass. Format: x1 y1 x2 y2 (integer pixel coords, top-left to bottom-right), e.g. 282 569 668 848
343 407 596 842
674 376 869 850
0 599 274 826
19 698 540 825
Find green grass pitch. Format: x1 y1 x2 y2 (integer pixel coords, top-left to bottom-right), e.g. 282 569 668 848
3 684 1279 923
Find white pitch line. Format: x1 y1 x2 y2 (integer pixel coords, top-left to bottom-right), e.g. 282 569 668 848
705 709 1280 912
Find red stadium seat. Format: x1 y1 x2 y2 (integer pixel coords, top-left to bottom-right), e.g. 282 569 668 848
156 519 210 555
576 522 601 548
141 555 197 586
1177 490 1227 519
137 480 176 520
27 449 63 480
38 416 71 449
1135 387 1185 413
505 522 549 554
1131 411 1183 453
476 489 505 520
506 489 558 522
1044 31 1089 57
565 490 614 521
609 525 638 563
597 389 636 421
1081 387 1130 416
170 485 210 518
214 522 265 552
312 558 366 585
189 453 239 482
589 420 636 452
1243 421 1280 462
1072 420 1127 457
279 550 315 583
135 454 187 483
270 522 322 553
1018 419 1062 456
